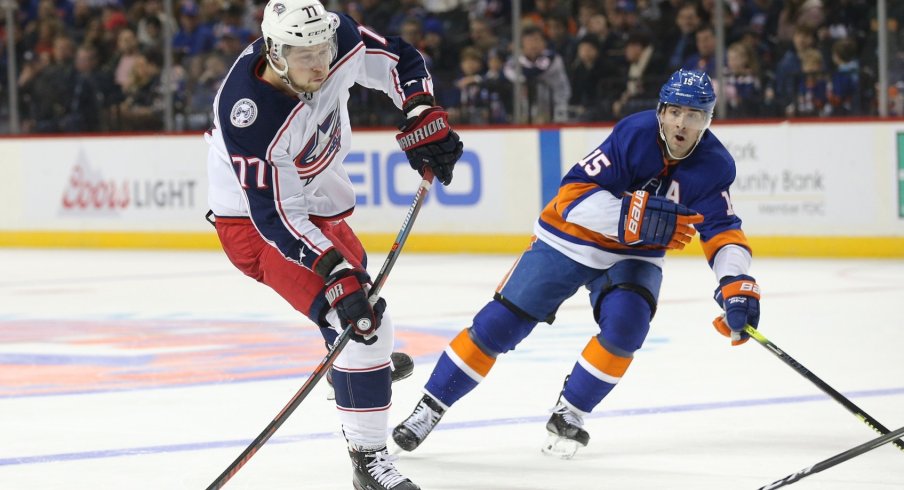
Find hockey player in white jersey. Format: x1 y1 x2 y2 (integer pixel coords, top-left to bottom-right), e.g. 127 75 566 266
205 1 462 488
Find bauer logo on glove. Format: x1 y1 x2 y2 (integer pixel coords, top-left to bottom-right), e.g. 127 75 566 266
617 190 704 250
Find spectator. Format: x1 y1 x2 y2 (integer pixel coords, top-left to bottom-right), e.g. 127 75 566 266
683 24 716 74
584 13 621 68
574 0 602 39
827 37 860 115
172 4 216 58
21 34 75 132
118 52 164 130
137 0 175 52
504 25 571 123
447 46 488 123
387 0 430 35
664 2 701 70
523 0 577 38
212 3 252 44
774 25 818 109
482 47 514 123
547 15 577 66
467 17 507 57
610 29 666 119
109 28 141 92
184 52 226 130
777 0 825 45
61 44 106 132
790 48 828 117
722 41 766 118
568 35 608 121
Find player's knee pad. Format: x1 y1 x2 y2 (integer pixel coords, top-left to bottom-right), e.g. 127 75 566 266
470 299 538 355
590 259 662 320
596 288 652 354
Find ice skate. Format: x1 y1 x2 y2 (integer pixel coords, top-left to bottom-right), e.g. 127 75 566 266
327 352 415 400
391 394 446 451
542 401 590 459
348 445 420 490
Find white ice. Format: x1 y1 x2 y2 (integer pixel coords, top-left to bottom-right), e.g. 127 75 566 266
0 249 902 489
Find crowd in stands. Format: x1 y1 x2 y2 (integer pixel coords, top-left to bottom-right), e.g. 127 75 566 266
2 0 904 133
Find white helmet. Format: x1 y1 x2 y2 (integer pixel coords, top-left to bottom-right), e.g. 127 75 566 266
261 0 340 90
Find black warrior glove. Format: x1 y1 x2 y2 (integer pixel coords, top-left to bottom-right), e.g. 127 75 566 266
396 106 463 186
316 250 385 344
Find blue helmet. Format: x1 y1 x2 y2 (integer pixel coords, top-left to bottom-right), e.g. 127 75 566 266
658 69 716 114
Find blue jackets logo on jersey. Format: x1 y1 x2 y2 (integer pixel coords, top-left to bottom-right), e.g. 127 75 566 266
230 98 258 127
294 104 343 178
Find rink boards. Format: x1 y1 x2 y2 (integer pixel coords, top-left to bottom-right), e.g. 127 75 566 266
1 120 903 257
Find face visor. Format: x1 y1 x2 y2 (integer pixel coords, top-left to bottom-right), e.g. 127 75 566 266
659 103 711 132
280 37 337 69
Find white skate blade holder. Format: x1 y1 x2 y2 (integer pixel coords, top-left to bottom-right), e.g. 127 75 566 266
542 434 584 459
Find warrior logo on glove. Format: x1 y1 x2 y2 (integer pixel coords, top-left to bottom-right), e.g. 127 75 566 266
396 112 449 150
396 104 463 186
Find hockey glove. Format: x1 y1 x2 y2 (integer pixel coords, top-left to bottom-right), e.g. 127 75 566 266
318 251 382 344
617 190 704 249
712 274 761 346
396 106 463 186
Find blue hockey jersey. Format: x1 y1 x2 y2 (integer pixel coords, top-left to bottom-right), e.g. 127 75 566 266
535 110 751 271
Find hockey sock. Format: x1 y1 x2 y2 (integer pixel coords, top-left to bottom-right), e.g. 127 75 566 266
562 337 633 413
424 328 496 407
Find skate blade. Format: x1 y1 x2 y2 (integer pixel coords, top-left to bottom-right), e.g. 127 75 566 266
541 434 581 459
387 440 406 456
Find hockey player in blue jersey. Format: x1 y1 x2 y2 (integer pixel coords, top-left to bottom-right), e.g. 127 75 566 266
393 69 760 459
205 0 462 488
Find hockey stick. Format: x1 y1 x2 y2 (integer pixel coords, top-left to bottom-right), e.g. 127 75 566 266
206 169 435 490
744 325 904 452
758 424 904 489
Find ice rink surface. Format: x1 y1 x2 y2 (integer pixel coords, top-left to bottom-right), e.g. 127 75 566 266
1 248 902 490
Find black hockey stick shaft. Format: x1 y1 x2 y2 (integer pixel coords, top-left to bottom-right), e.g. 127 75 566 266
744 325 904 452
758 425 904 489
206 169 435 490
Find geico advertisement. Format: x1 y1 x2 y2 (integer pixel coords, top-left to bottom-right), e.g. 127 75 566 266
561 123 904 236
16 135 210 231
8 130 541 234
345 129 540 233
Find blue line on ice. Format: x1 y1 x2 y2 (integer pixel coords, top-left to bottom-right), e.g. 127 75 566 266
1 386 901 467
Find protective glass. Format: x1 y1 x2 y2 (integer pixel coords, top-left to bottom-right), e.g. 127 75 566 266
659 104 710 131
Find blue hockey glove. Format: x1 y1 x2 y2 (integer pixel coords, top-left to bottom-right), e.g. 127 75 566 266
712 274 761 346
396 106 463 186
617 190 704 249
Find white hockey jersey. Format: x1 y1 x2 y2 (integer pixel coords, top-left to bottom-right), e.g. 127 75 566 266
206 14 432 271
